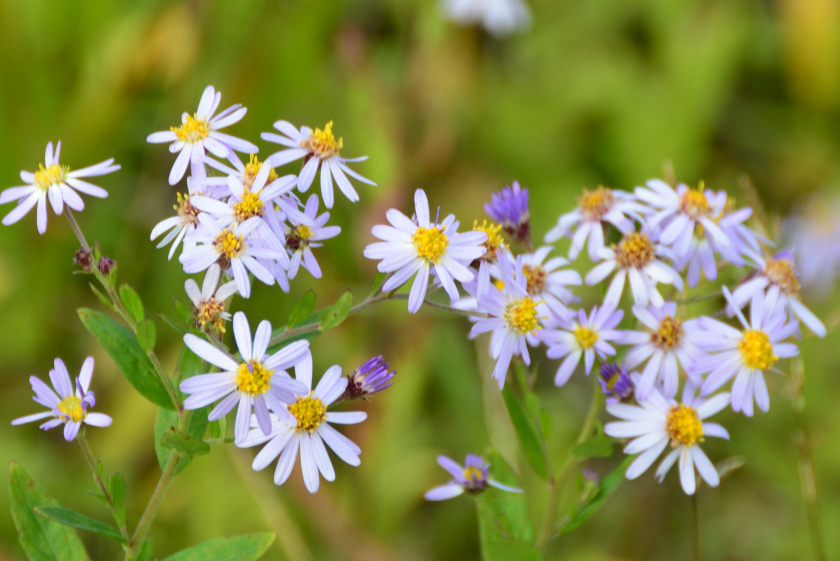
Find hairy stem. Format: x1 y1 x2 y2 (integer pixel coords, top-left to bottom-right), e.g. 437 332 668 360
77 433 131 543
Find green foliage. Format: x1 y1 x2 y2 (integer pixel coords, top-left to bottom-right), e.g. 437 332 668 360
108 473 126 527
369 271 387 296
136 319 157 352
119 284 145 323
501 387 549 480
319 291 353 331
34 506 126 544
559 457 632 535
155 408 210 474
572 435 614 460
287 290 316 328
160 533 275 561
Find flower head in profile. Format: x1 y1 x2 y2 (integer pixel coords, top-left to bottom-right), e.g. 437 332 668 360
605 381 730 495
147 85 258 185
425 454 522 501
598 362 635 404
237 359 367 493
263 120 375 208
339 355 396 401
151 177 203 260
1 141 119 234
180 312 310 443
484 181 530 246
185 265 238 335
364 189 486 313
441 0 532 37
12 357 112 441
277 194 341 280
514 246 581 318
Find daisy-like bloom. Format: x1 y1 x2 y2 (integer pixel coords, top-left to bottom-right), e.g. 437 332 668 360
515 246 581 319
147 85 258 185
471 253 544 388
484 181 530 246
150 177 202 260
470 219 508 297
203 153 279 198
785 194 840 297
1 141 119 234
539 305 624 387
278 194 341 280
185 265 238 335
363 189 487 314
621 302 706 400
12 357 112 441
441 0 532 37
425 454 522 501
692 287 799 416
585 229 683 307
605 381 730 495
339 355 396 401
598 362 635 404
180 214 282 298
730 250 826 338
263 120 375 209
236 359 367 493
180 312 310 443
545 186 643 262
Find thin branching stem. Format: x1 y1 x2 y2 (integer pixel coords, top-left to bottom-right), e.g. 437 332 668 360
77 432 131 543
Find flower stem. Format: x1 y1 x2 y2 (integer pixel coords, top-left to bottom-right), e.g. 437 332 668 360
690 494 702 561
77 433 131 543
64 209 90 252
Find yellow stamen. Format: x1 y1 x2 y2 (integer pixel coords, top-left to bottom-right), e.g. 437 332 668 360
666 404 704 447
214 229 245 259
764 258 800 295
573 326 598 349
738 330 778 370
473 220 505 259
505 297 542 334
494 279 505 291
171 114 210 143
233 190 265 221
680 184 711 219
195 298 227 332
578 186 615 220
295 225 313 240
289 393 327 433
34 163 68 191
175 192 200 224
57 396 86 423
301 121 343 159
615 233 655 269
242 154 278 189
651 316 684 349
522 264 547 295
413 226 449 264
463 466 484 481
235 361 273 395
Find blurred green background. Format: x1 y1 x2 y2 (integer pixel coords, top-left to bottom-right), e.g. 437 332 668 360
1 0 839 559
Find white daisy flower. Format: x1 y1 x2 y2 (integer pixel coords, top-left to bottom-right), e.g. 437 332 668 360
147 85 258 185
585 229 683 307
236 359 367 493
1 141 119 234
363 189 487 314
263 120 375 209
545 186 644 261
180 312 310 443
179 214 282 298
691 287 799 416
277 194 341 280
185 264 238 334
442 0 532 37
539 304 624 387
202 153 280 198
605 381 730 495
12 357 112 441
150 177 203 260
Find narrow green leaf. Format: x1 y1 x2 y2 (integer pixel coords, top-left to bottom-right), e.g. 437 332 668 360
501 387 548 480
155 406 210 474
119 284 144 323
9 463 91 561
288 291 316 328
160 533 275 561
160 428 211 456
135 539 154 561
538 410 552 440
107 263 118 287
89 283 115 311
158 312 189 336
559 457 632 534
319 291 353 331
174 297 193 323
108 474 125 508
572 435 614 459
78 308 174 410
476 450 532 547
369 271 387 296
137 320 157 352
35 506 126 544
481 540 543 561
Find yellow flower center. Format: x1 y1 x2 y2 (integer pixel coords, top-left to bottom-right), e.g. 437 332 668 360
463 466 484 481
57 396 86 423
34 163 68 191
473 220 505 259
172 114 210 143
738 330 778 370
680 186 711 219
578 186 615 221
651 316 684 349
175 192 200 224
301 121 343 159
412 226 449 264
522 264 547 295
764 258 800 295
242 154 278 189
606 372 621 392
295 225 313 240
235 360 273 395
615 233 655 269
666 404 704 447
494 279 505 291
505 297 542 335
195 298 227 332
232 190 265 221
573 326 598 349
214 229 245 259
289 393 327 433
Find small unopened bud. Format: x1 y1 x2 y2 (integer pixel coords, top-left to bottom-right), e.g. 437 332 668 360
97 256 115 275
340 355 396 401
73 248 93 272
485 181 531 247
598 362 634 404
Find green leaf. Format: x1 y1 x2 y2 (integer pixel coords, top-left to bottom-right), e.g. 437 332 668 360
481 540 543 561
288 291 316 328
89 283 115 311
160 533 275 561
559 456 632 534
155 408 210 474
78 308 174 410
9 463 91 561
34 506 126 544
160 428 211 456
119 284 144 323
319 291 353 331
135 539 154 561
476 450 532 542
369 271 387 296
174 297 193 323
158 312 189 336
572 435 614 459
137 320 156 352
107 263 118 287
537 410 552 440
501 387 548 480
108 474 125 508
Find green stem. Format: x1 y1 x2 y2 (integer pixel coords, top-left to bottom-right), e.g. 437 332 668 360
65 209 90 252
690 494 702 561
76 433 131 543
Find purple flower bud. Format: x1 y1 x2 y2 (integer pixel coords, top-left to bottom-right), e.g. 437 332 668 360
74 248 93 272
97 256 114 275
485 181 530 246
598 362 634 404
340 355 396 401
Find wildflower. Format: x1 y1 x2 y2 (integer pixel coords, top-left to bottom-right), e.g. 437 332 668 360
515 246 581 318
469 219 508 298
180 312 310 443
151 177 204 260
278 194 341 280
147 85 258 185
539 305 624 386
598 362 635 404
185 265 238 334
12 357 112 441
441 0 532 37
1 141 119 234
605 382 730 495
785 194 840 297
363 189 486 314
484 181 530 246
425 454 522 501
545 186 643 261
236 358 367 493
263 120 375 208
339 355 396 401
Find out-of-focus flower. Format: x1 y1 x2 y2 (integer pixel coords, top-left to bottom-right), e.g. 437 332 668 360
263 120 375 208
424 454 522 501
785 194 840 297
514 246 581 319
598 362 635 404
484 181 530 246
151 177 203 260
278 194 341 280
12 357 112 441
1 141 119 234
147 85 258 185
339 355 396 401
97 256 115 275
73 248 93 272
364 189 486 313
185 264 237 334
237 358 367 493
441 0 532 37
180 312 310 443
471 219 507 298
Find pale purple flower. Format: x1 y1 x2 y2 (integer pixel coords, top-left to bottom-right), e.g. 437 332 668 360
484 181 530 245
185 265 238 333
514 246 581 319
150 176 202 260
276 194 341 280
339 355 396 401
442 0 532 37
425 454 522 501
784 194 840 297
